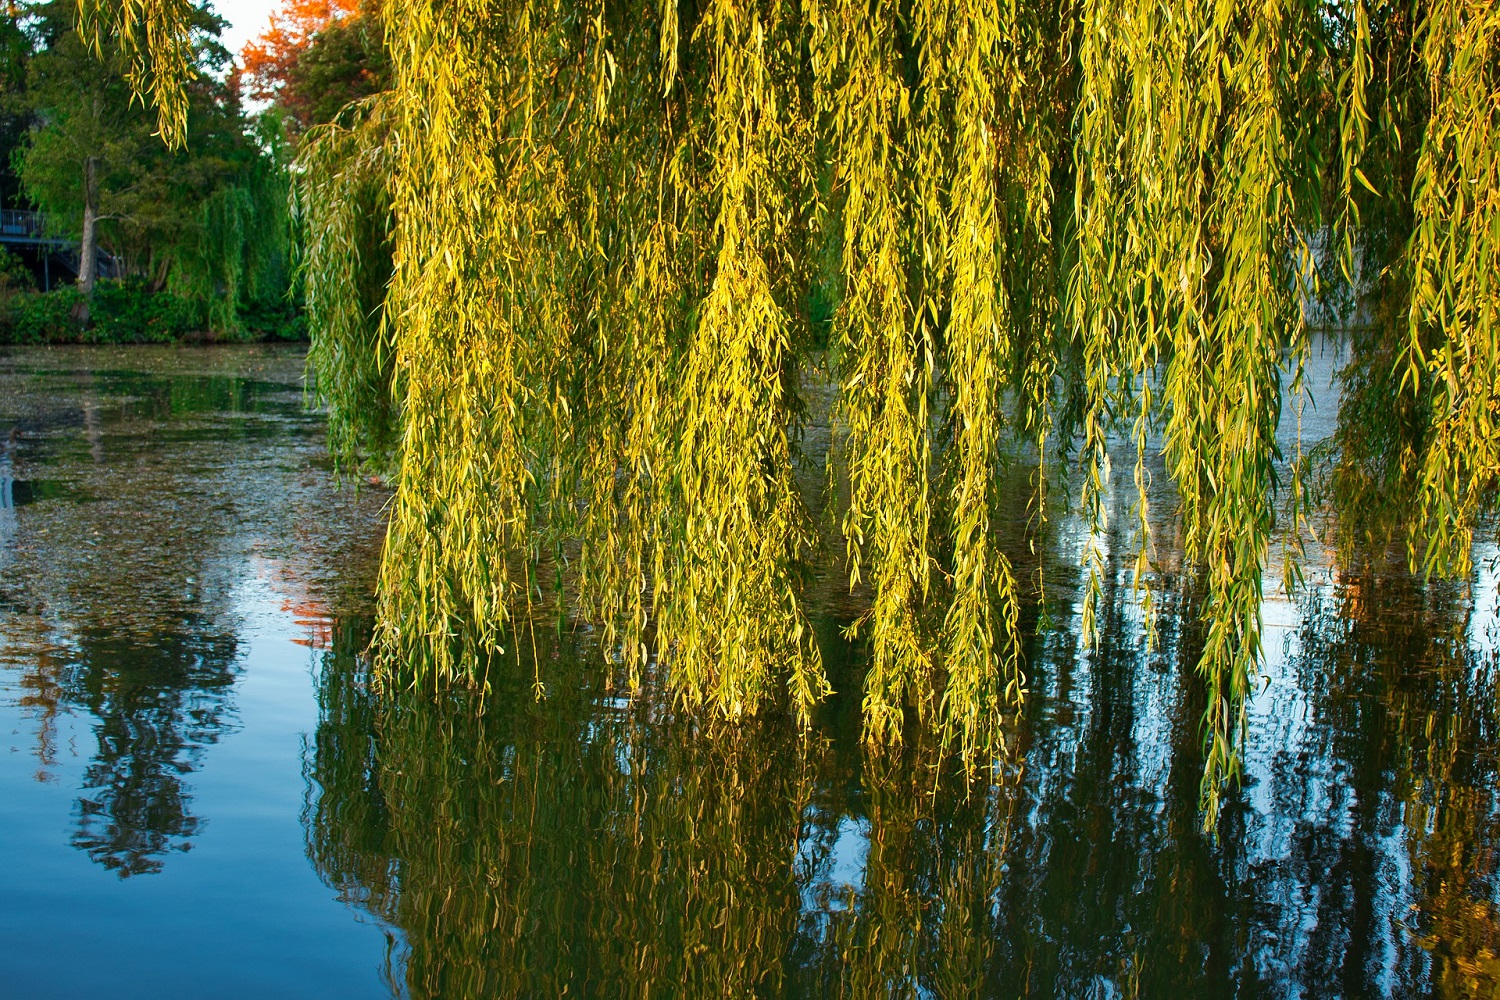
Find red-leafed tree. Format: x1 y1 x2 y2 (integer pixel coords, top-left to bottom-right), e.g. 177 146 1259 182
241 0 386 131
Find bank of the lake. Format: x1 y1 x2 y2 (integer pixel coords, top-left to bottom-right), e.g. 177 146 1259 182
0 284 305 346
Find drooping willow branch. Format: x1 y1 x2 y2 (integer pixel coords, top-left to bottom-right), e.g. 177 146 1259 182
77 0 198 147
122 0 1500 826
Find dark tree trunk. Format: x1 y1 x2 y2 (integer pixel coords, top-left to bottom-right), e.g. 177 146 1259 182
72 154 99 326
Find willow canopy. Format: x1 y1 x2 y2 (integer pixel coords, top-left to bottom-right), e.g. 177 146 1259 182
99 0 1500 825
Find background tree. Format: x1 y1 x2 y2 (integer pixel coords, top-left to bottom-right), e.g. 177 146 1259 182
241 0 388 133
0 1 31 212
17 11 162 319
13 1 292 333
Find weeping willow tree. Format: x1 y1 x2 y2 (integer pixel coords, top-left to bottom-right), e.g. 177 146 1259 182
77 0 198 147
94 0 1500 824
170 117 297 337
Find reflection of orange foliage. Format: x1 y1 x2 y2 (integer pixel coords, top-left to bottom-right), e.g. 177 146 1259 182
241 0 363 103
252 554 338 650
285 598 336 650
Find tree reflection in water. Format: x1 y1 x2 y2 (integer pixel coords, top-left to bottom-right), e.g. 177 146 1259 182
8 349 1492 993
68 622 240 877
0 347 386 881
305 552 1500 997
1286 572 1500 997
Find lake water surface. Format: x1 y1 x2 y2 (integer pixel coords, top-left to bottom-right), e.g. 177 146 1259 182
1 345 1496 998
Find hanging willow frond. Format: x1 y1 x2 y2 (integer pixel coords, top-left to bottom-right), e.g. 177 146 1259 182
1406 0 1500 580
298 93 398 466
77 0 197 147
812 0 935 740
290 0 1500 827
655 0 828 722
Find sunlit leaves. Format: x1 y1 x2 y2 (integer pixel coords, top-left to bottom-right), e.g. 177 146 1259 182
77 0 196 146
283 0 1500 828
1406 0 1500 580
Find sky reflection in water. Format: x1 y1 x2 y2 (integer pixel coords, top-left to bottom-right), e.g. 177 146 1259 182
0 344 1496 998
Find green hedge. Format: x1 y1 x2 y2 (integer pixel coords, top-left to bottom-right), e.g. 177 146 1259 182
0 280 305 344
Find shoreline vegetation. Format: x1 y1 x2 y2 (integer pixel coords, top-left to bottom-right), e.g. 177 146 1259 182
0 270 305 345
0 1 386 347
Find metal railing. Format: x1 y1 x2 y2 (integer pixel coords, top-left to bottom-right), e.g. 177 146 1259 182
0 209 73 257
0 210 45 238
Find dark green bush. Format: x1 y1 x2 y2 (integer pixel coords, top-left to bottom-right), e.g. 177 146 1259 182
0 286 80 343
0 248 33 295
0 279 305 344
236 294 307 342
87 281 205 343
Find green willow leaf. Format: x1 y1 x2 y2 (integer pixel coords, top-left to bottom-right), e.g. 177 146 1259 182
284 0 1500 828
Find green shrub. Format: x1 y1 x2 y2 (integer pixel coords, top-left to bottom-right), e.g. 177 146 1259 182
0 286 80 343
0 278 304 344
86 280 205 343
236 294 307 342
0 248 33 296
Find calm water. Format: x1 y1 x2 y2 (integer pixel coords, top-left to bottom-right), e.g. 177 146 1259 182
1 345 1497 998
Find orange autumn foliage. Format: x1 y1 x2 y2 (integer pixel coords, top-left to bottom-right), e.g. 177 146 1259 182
240 0 363 104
